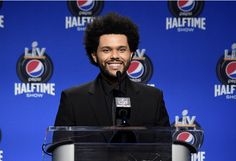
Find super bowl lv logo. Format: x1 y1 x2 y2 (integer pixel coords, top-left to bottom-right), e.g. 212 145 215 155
65 0 104 31
215 43 236 99
166 0 206 32
172 110 205 161
15 41 55 98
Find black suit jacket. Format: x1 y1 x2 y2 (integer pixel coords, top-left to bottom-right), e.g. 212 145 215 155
54 75 170 127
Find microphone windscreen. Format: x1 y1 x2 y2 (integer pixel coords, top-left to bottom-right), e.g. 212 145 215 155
116 71 121 78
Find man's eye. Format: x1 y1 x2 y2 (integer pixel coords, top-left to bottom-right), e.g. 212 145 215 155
102 49 110 53
119 48 127 52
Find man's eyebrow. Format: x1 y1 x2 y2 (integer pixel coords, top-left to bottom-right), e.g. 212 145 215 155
100 46 112 49
99 46 128 49
117 46 128 48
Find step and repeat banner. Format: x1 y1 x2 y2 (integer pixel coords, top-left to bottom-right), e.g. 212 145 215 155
0 1 236 161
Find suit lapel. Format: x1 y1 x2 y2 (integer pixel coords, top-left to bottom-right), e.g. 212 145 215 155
86 75 140 126
126 78 140 95
88 77 112 126
126 79 140 125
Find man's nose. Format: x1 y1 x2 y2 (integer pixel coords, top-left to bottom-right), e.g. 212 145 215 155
110 50 119 58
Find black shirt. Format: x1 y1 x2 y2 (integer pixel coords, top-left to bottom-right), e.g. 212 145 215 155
99 74 127 125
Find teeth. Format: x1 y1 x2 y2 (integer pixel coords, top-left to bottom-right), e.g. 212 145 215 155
109 64 121 67
108 62 122 64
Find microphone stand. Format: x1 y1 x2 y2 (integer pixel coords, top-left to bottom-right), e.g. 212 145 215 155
110 71 136 143
116 71 129 127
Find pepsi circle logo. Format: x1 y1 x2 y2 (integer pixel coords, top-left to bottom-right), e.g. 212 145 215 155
26 59 44 78
127 60 144 79
177 0 195 12
17 53 53 83
77 0 95 12
177 132 195 145
68 0 104 17
168 0 204 17
127 53 153 83
171 120 204 150
216 55 236 85
225 61 236 79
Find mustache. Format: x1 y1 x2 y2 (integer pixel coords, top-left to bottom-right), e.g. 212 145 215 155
106 58 123 63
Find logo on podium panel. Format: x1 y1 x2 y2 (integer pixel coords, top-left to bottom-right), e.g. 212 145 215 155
65 0 104 31
215 43 236 99
127 49 153 84
166 0 206 32
15 41 55 98
172 109 205 161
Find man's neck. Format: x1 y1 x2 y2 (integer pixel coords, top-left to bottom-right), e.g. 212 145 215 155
100 72 126 87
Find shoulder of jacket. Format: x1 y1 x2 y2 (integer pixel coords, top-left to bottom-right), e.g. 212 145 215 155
62 80 95 95
132 81 163 94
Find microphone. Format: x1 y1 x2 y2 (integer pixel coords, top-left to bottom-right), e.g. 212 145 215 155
116 71 122 95
110 71 136 144
114 71 131 126
116 71 121 81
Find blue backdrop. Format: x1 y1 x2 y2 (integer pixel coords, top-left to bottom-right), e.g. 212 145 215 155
0 1 236 161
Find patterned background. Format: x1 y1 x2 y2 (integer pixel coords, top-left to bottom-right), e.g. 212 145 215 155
0 1 236 161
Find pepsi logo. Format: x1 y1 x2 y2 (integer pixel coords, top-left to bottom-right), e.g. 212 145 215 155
225 61 236 79
171 119 204 150
177 0 195 12
26 59 44 78
127 53 153 83
168 0 204 17
77 0 95 12
176 131 195 145
68 0 103 17
127 60 144 79
17 44 53 83
217 55 236 85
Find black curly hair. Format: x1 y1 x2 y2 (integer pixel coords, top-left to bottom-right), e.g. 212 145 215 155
84 12 140 66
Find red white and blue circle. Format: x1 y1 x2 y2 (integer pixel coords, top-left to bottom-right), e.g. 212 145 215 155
26 59 44 78
77 0 95 12
177 0 195 12
177 131 195 145
127 60 144 79
225 61 236 79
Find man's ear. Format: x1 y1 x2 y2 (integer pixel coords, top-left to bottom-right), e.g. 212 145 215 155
91 53 97 63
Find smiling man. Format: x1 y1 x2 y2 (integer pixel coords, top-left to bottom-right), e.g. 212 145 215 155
92 34 131 78
54 13 170 127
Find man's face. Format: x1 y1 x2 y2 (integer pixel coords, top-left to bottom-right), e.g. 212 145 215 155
92 34 133 77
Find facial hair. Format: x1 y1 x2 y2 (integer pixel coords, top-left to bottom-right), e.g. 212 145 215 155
98 57 131 82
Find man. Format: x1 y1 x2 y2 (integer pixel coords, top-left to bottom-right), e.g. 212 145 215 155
54 13 170 127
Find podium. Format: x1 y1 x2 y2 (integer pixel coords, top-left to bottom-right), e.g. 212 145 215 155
42 126 201 161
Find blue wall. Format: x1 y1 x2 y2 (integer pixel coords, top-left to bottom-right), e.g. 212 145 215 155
0 1 235 161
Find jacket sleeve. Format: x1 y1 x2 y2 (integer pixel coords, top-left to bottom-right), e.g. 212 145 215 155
155 91 170 127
